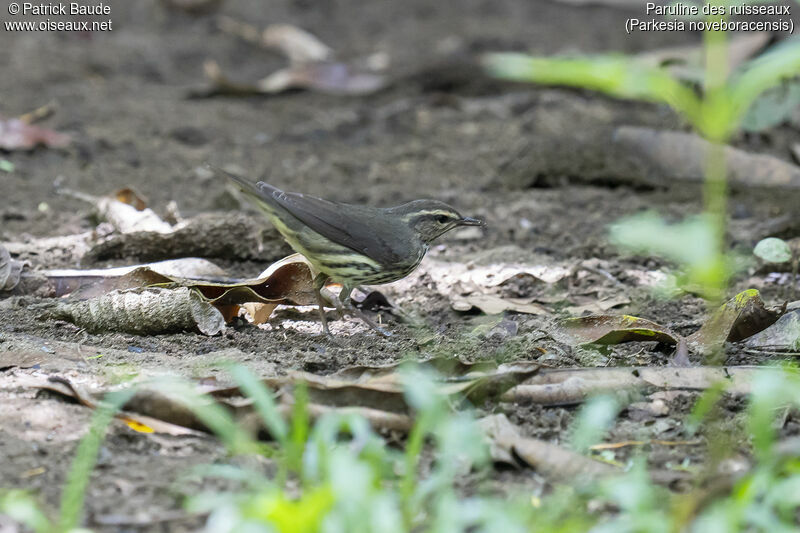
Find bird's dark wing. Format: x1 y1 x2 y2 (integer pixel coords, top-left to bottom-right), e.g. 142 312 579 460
262 184 408 265
210 165 408 265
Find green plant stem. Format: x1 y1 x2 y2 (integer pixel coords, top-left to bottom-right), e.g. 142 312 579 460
58 389 135 531
400 409 433 529
701 4 730 309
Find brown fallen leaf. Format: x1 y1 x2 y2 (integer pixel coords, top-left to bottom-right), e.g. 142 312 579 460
114 187 149 211
686 289 785 355
564 294 631 316
240 404 413 435
206 359 539 415
502 366 774 405
39 258 229 298
551 314 682 346
242 302 279 324
452 293 548 315
480 414 618 481
416 256 572 315
41 286 227 335
34 377 206 436
744 308 800 352
0 117 70 151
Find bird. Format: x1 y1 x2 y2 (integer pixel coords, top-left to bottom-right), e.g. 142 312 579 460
211 165 485 336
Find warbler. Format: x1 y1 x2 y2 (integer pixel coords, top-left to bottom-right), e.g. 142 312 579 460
212 166 485 336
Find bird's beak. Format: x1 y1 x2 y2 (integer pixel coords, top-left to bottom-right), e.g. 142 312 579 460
459 216 485 227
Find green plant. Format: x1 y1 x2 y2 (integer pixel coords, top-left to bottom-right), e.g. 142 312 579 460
0 389 135 533
483 2 800 304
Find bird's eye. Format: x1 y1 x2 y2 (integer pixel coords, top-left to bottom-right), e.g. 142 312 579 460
436 215 449 224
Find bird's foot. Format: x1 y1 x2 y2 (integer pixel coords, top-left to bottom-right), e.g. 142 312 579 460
344 299 393 337
319 286 392 337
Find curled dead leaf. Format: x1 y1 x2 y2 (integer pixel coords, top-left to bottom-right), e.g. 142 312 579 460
687 289 785 355
42 286 226 335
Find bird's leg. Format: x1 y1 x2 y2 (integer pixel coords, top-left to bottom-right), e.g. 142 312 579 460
340 284 392 337
319 286 346 318
313 273 333 337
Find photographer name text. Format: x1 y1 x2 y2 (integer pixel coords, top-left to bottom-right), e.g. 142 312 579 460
5 2 113 32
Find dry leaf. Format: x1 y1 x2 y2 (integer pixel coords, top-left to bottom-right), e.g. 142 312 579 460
479 414 618 480
114 187 149 211
242 302 279 324
30 254 323 329
686 289 784 355
206 359 539 415
745 308 800 352
0 117 70 151
551 314 682 346
452 293 548 314
42 286 227 335
502 366 772 405
42 258 229 298
33 377 206 436
419 258 571 314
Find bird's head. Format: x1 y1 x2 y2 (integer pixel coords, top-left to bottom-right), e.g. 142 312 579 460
394 200 485 244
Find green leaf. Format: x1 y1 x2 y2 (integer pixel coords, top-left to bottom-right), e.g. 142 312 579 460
741 80 800 132
609 212 731 300
570 395 621 454
481 53 701 126
754 237 792 264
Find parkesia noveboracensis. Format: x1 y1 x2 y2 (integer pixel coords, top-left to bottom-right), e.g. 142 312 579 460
212 166 485 336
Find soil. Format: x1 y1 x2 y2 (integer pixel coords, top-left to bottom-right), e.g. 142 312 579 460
2 0 800 531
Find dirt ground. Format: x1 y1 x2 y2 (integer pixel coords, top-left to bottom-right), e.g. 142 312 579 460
2 0 800 531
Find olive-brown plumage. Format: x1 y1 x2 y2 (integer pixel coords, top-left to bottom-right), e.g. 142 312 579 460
213 166 484 336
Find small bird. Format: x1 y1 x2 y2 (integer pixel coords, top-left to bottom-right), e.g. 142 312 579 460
213 166 485 336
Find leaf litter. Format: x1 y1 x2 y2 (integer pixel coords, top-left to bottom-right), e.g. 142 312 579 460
551 289 784 361
192 21 387 98
33 254 320 334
